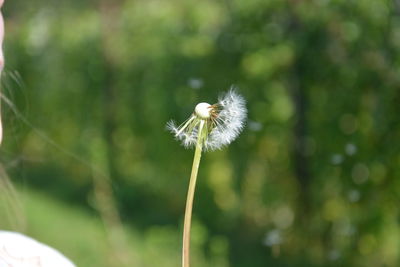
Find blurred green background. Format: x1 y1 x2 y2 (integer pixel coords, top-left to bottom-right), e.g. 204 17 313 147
1 0 400 266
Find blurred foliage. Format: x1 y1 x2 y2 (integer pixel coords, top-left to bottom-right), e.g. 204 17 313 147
1 0 400 266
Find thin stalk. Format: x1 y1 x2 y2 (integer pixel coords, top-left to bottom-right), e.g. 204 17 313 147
182 120 205 267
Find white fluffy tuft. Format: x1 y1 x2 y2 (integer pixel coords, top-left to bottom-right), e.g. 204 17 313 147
205 89 247 150
167 119 197 148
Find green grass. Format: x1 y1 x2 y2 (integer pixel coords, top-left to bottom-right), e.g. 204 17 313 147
0 186 223 267
15 187 116 266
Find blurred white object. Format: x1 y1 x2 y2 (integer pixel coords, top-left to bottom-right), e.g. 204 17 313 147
0 231 75 267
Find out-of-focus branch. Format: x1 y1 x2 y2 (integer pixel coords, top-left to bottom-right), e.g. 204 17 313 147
91 1 137 266
287 4 311 212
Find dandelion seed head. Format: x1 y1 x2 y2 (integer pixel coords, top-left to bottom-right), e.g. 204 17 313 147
167 88 247 151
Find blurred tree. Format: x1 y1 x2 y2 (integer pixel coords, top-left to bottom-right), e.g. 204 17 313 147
1 0 400 266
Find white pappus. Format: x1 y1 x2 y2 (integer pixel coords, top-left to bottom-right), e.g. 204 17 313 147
167 89 247 151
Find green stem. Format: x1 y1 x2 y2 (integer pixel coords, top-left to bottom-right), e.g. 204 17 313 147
182 120 204 267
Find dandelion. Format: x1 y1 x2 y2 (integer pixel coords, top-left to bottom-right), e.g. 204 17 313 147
167 89 247 267
167 89 247 151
